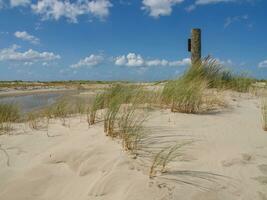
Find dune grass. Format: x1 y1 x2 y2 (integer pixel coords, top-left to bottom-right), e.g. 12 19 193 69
104 94 122 136
42 97 88 127
187 57 254 92
0 103 20 134
262 99 267 131
162 57 254 113
149 142 190 178
48 100 69 126
87 84 150 154
118 105 148 153
88 93 105 125
27 112 41 130
167 79 206 113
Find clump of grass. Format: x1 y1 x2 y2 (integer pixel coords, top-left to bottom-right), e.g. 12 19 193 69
101 84 137 135
162 75 206 113
104 93 123 136
171 79 206 113
149 142 190 178
27 112 41 130
0 103 20 134
44 100 70 126
162 57 254 113
226 74 253 93
262 99 267 131
190 57 254 92
88 93 105 125
90 84 149 154
75 98 86 115
118 105 147 153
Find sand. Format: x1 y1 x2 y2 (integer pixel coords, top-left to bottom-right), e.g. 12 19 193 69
0 92 267 200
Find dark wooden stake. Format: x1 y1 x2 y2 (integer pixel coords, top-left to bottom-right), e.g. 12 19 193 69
191 28 201 66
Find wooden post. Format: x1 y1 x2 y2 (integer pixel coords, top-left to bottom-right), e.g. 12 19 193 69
191 28 201 66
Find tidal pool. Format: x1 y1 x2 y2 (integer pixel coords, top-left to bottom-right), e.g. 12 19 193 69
0 92 66 113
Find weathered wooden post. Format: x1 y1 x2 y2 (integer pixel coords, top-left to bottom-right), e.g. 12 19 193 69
188 28 201 66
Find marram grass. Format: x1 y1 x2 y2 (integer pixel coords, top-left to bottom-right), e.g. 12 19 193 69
0 103 20 133
162 56 254 114
149 142 191 178
262 99 267 131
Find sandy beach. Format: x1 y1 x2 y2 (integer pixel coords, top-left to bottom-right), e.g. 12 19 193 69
0 91 266 200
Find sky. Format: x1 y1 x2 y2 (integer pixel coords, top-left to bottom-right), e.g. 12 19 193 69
0 0 266 81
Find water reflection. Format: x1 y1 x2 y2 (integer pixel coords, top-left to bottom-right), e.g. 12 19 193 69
0 93 65 113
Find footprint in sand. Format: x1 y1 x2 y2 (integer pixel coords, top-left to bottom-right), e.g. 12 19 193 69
253 176 267 185
252 164 267 186
258 192 267 200
221 154 253 167
258 164 267 175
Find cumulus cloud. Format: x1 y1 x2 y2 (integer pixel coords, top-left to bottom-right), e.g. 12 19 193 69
115 53 145 67
10 0 30 7
71 54 104 68
114 53 190 67
142 0 184 18
31 0 112 23
14 31 40 44
258 60 267 68
0 44 60 63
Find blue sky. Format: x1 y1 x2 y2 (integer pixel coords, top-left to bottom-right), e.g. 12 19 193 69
0 0 266 81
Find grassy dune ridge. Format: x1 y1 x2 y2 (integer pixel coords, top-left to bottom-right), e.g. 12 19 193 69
0 57 266 180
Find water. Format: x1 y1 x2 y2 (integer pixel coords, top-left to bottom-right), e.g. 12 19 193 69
0 92 65 113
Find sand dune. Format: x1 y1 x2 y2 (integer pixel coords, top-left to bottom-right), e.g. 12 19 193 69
0 93 267 200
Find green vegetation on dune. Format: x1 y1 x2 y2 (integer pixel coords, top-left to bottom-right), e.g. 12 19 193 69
162 57 256 114
0 103 20 133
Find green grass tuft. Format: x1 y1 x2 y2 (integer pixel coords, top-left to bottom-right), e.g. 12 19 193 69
0 103 20 133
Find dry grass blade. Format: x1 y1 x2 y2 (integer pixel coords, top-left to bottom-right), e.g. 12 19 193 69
118 105 148 153
88 93 105 125
149 142 191 178
27 112 42 130
262 99 267 131
171 79 206 113
0 103 20 134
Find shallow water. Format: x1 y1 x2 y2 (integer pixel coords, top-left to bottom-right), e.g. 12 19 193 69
0 92 65 113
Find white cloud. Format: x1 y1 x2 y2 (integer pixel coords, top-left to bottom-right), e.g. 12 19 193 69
125 53 145 67
31 0 112 23
224 15 249 28
142 0 184 18
71 54 104 68
0 0 4 8
215 58 233 66
187 0 252 11
114 53 190 67
0 45 60 63
10 0 30 7
258 60 267 68
146 59 169 66
114 55 127 66
168 58 191 66
195 0 236 5
23 61 33 66
14 31 40 44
